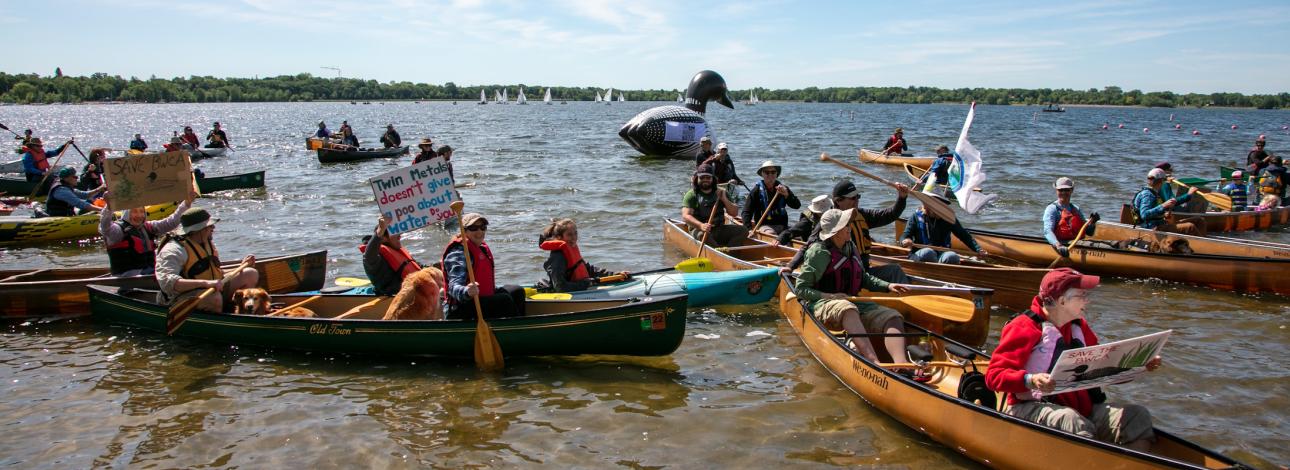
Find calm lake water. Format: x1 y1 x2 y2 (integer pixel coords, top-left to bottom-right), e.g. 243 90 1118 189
1 101 1287 468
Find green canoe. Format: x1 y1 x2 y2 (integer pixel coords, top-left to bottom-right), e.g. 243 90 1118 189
316 145 409 163
196 170 265 193
88 286 689 357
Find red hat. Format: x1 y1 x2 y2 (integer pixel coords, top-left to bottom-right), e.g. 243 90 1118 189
1039 268 1100 303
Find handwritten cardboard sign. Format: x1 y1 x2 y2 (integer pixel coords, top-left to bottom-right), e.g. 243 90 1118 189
104 150 193 209
1043 329 1172 396
663 121 706 142
369 157 458 235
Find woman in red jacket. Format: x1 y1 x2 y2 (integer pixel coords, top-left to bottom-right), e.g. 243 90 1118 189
985 268 1162 452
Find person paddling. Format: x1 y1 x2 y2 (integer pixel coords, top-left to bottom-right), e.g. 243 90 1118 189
1247 138 1270 173
206 122 229 148
794 208 912 361
881 128 908 155
787 180 911 284
1131 168 1202 236
681 163 747 248
1043 177 1099 257
339 126 360 148
899 191 987 264
362 216 425 296
180 126 201 149
537 218 628 292
441 213 525 319
100 188 194 276
740 160 800 236
920 145 953 192
129 134 148 152
45 167 105 217
21 137 70 184
380 124 402 149
315 121 332 138
155 207 259 313
985 268 1161 452
701 142 743 188
77 148 108 191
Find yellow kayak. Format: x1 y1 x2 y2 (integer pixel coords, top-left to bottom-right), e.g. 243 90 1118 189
0 203 178 246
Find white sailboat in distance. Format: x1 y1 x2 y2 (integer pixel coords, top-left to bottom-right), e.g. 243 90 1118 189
502 88 509 104
595 91 602 102
605 88 613 105
676 93 683 102
517 87 528 105
618 92 625 102
479 89 487 105
543 88 551 104
494 90 502 104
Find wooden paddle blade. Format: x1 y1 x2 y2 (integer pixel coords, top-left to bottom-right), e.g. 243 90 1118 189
910 191 957 224
474 316 504 371
166 289 211 335
597 273 628 283
676 257 714 273
855 295 974 323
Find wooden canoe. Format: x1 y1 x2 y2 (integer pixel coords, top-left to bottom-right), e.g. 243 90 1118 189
1092 221 1290 260
316 145 408 163
662 218 993 347
0 203 178 246
196 170 265 193
910 221 1290 295
1117 203 1290 233
88 285 688 357
0 250 328 319
776 277 1249 470
859 148 934 170
749 229 1047 311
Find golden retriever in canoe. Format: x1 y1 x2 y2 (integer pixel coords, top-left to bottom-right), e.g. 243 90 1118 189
383 267 445 320
231 288 318 318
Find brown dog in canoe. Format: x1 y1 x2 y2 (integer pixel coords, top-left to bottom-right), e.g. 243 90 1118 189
231 288 318 318
383 267 445 320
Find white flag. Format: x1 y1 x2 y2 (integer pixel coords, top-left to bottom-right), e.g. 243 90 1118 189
950 102 998 214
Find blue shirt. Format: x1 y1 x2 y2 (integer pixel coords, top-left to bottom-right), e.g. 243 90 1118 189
1219 182 1248 211
1042 201 1091 246
129 139 147 151
21 143 67 176
1133 187 1167 228
48 184 97 212
315 128 331 138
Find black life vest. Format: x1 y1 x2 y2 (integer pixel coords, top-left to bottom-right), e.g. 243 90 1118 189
44 182 75 217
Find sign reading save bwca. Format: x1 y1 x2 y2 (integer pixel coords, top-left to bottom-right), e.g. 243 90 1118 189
104 150 193 209
369 156 458 235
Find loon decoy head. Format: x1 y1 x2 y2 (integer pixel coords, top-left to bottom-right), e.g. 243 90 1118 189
684 70 733 114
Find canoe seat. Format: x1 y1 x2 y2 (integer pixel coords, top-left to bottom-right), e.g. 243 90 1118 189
906 344 933 363
958 371 997 409
945 343 978 361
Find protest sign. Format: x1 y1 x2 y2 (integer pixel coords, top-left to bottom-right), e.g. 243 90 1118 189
104 150 192 209
1044 330 1172 396
663 121 705 142
369 157 458 235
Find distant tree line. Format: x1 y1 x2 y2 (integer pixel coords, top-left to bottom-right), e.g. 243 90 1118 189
0 72 1286 109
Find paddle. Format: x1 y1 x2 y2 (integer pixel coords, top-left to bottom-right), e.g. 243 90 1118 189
848 295 974 323
68 142 92 164
1048 217 1095 268
749 190 781 234
25 139 73 201
0 123 22 139
820 152 957 224
450 200 504 372
1172 179 1232 211
595 257 715 284
694 190 723 261
335 277 371 287
167 264 248 335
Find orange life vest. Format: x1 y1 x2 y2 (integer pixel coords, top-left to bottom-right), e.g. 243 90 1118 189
27 147 50 171
441 236 495 304
1053 204 1086 242
539 239 590 282
359 243 422 279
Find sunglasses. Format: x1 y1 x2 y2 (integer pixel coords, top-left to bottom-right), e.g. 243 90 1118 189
466 225 488 232
1057 188 1073 192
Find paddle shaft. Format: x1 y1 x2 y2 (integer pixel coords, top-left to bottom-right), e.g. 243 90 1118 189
1049 219 1094 268
0 123 21 138
749 190 781 234
845 295 974 323
695 192 722 260
69 142 92 164
820 152 956 224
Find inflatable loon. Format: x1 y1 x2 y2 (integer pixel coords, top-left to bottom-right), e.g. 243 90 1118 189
618 70 734 158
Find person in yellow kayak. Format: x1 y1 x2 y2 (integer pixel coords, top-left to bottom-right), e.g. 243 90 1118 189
1132 168 1202 236
537 218 628 292
44 167 105 217
794 208 911 361
155 207 260 313
986 268 1161 452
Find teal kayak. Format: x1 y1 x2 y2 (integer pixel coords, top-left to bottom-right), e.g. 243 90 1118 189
318 267 781 308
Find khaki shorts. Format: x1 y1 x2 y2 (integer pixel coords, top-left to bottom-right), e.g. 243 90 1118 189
168 272 239 310
1005 401 1155 445
813 299 903 333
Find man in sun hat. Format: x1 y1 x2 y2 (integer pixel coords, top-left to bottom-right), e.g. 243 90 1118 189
154 207 259 312
776 194 832 245
1218 170 1249 212
44 166 105 217
694 135 715 166
986 268 1161 451
1132 168 1202 235
682 163 746 247
413 137 436 163
1043 177 1099 257
21 136 71 183
898 190 986 264
794 208 912 361
882 127 908 155
740 160 800 236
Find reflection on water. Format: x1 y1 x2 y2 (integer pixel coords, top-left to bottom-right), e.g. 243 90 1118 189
1 102 1286 467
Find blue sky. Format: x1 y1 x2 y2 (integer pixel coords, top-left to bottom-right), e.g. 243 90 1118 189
2 0 1288 94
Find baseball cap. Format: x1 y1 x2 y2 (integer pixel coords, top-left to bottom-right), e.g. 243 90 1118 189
1147 168 1167 180
1038 268 1100 303
832 180 859 199
1054 177 1075 189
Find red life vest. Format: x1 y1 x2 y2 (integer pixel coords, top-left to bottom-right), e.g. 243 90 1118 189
816 242 864 296
106 220 157 275
358 243 422 279
539 239 589 282
441 236 496 305
28 147 50 171
1052 204 1086 242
